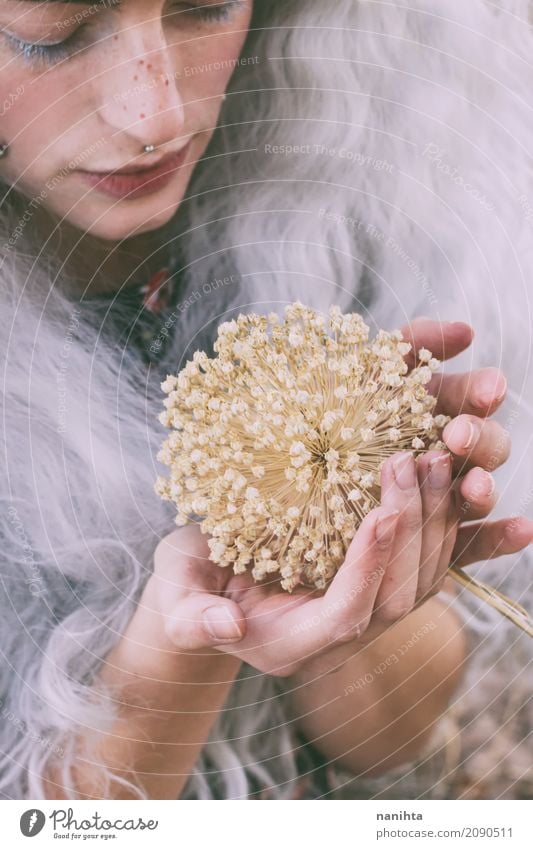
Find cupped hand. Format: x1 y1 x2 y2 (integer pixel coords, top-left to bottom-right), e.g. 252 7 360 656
150 316 533 679
149 448 485 678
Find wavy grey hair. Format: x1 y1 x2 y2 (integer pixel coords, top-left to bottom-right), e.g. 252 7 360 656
1 0 532 800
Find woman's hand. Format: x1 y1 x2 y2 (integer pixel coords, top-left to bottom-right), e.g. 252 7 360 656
152 449 459 678
399 316 510 519
152 316 533 680
399 316 533 571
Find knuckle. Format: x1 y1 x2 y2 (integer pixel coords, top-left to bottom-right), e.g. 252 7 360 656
329 615 368 644
401 508 422 532
374 550 394 576
375 595 414 624
417 580 439 600
374 511 400 552
375 533 395 553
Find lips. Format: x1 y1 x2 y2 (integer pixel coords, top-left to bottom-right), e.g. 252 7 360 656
77 143 192 200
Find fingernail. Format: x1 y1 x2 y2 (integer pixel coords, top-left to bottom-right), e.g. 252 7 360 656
446 419 476 450
203 605 243 642
392 454 417 489
375 510 400 546
477 370 507 405
445 320 471 329
428 454 451 489
483 472 496 497
462 421 476 449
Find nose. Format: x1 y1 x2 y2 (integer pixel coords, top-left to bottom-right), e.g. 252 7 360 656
98 24 186 154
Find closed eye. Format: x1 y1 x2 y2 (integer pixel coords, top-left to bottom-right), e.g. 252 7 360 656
4 26 89 67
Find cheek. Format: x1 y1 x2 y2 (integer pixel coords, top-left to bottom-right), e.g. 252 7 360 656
0 69 86 179
0 73 48 191
5 67 80 129
175 27 252 101
0 67 30 136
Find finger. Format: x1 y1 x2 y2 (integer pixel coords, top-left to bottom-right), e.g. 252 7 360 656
372 452 423 621
455 466 498 522
426 368 508 417
273 506 398 660
414 498 460 607
415 450 453 600
450 515 533 569
153 525 246 648
164 592 246 650
399 317 474 371
318 506 400 642
442 414 511 474
432 492 461 591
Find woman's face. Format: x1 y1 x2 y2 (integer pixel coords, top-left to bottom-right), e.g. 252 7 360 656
0 0 252 240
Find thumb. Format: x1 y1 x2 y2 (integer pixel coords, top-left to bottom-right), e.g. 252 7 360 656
164 592 246 650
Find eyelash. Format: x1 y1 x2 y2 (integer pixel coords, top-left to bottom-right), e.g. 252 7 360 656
5 2 244 69
184 2 243 22
5 29 87 67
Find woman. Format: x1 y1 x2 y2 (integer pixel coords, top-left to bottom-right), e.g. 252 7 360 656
0 0 531 800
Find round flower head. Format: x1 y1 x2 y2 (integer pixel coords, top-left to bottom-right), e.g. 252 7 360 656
155 303 449 591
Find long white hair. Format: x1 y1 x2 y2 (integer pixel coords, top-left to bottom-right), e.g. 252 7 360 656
1 0 532 800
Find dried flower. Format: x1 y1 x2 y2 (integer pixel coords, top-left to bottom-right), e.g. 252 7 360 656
155 302 447 591
154 302 533 636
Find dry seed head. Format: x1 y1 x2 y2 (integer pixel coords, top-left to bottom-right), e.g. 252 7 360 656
155 303 449 592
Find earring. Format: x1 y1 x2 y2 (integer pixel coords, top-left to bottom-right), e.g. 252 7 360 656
0 142 8 159
143 144 156 154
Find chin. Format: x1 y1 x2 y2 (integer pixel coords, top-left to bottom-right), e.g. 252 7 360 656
72 196 183 242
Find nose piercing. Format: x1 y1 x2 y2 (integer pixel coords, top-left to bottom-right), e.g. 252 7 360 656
0 142 8 158
143 144 156 154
